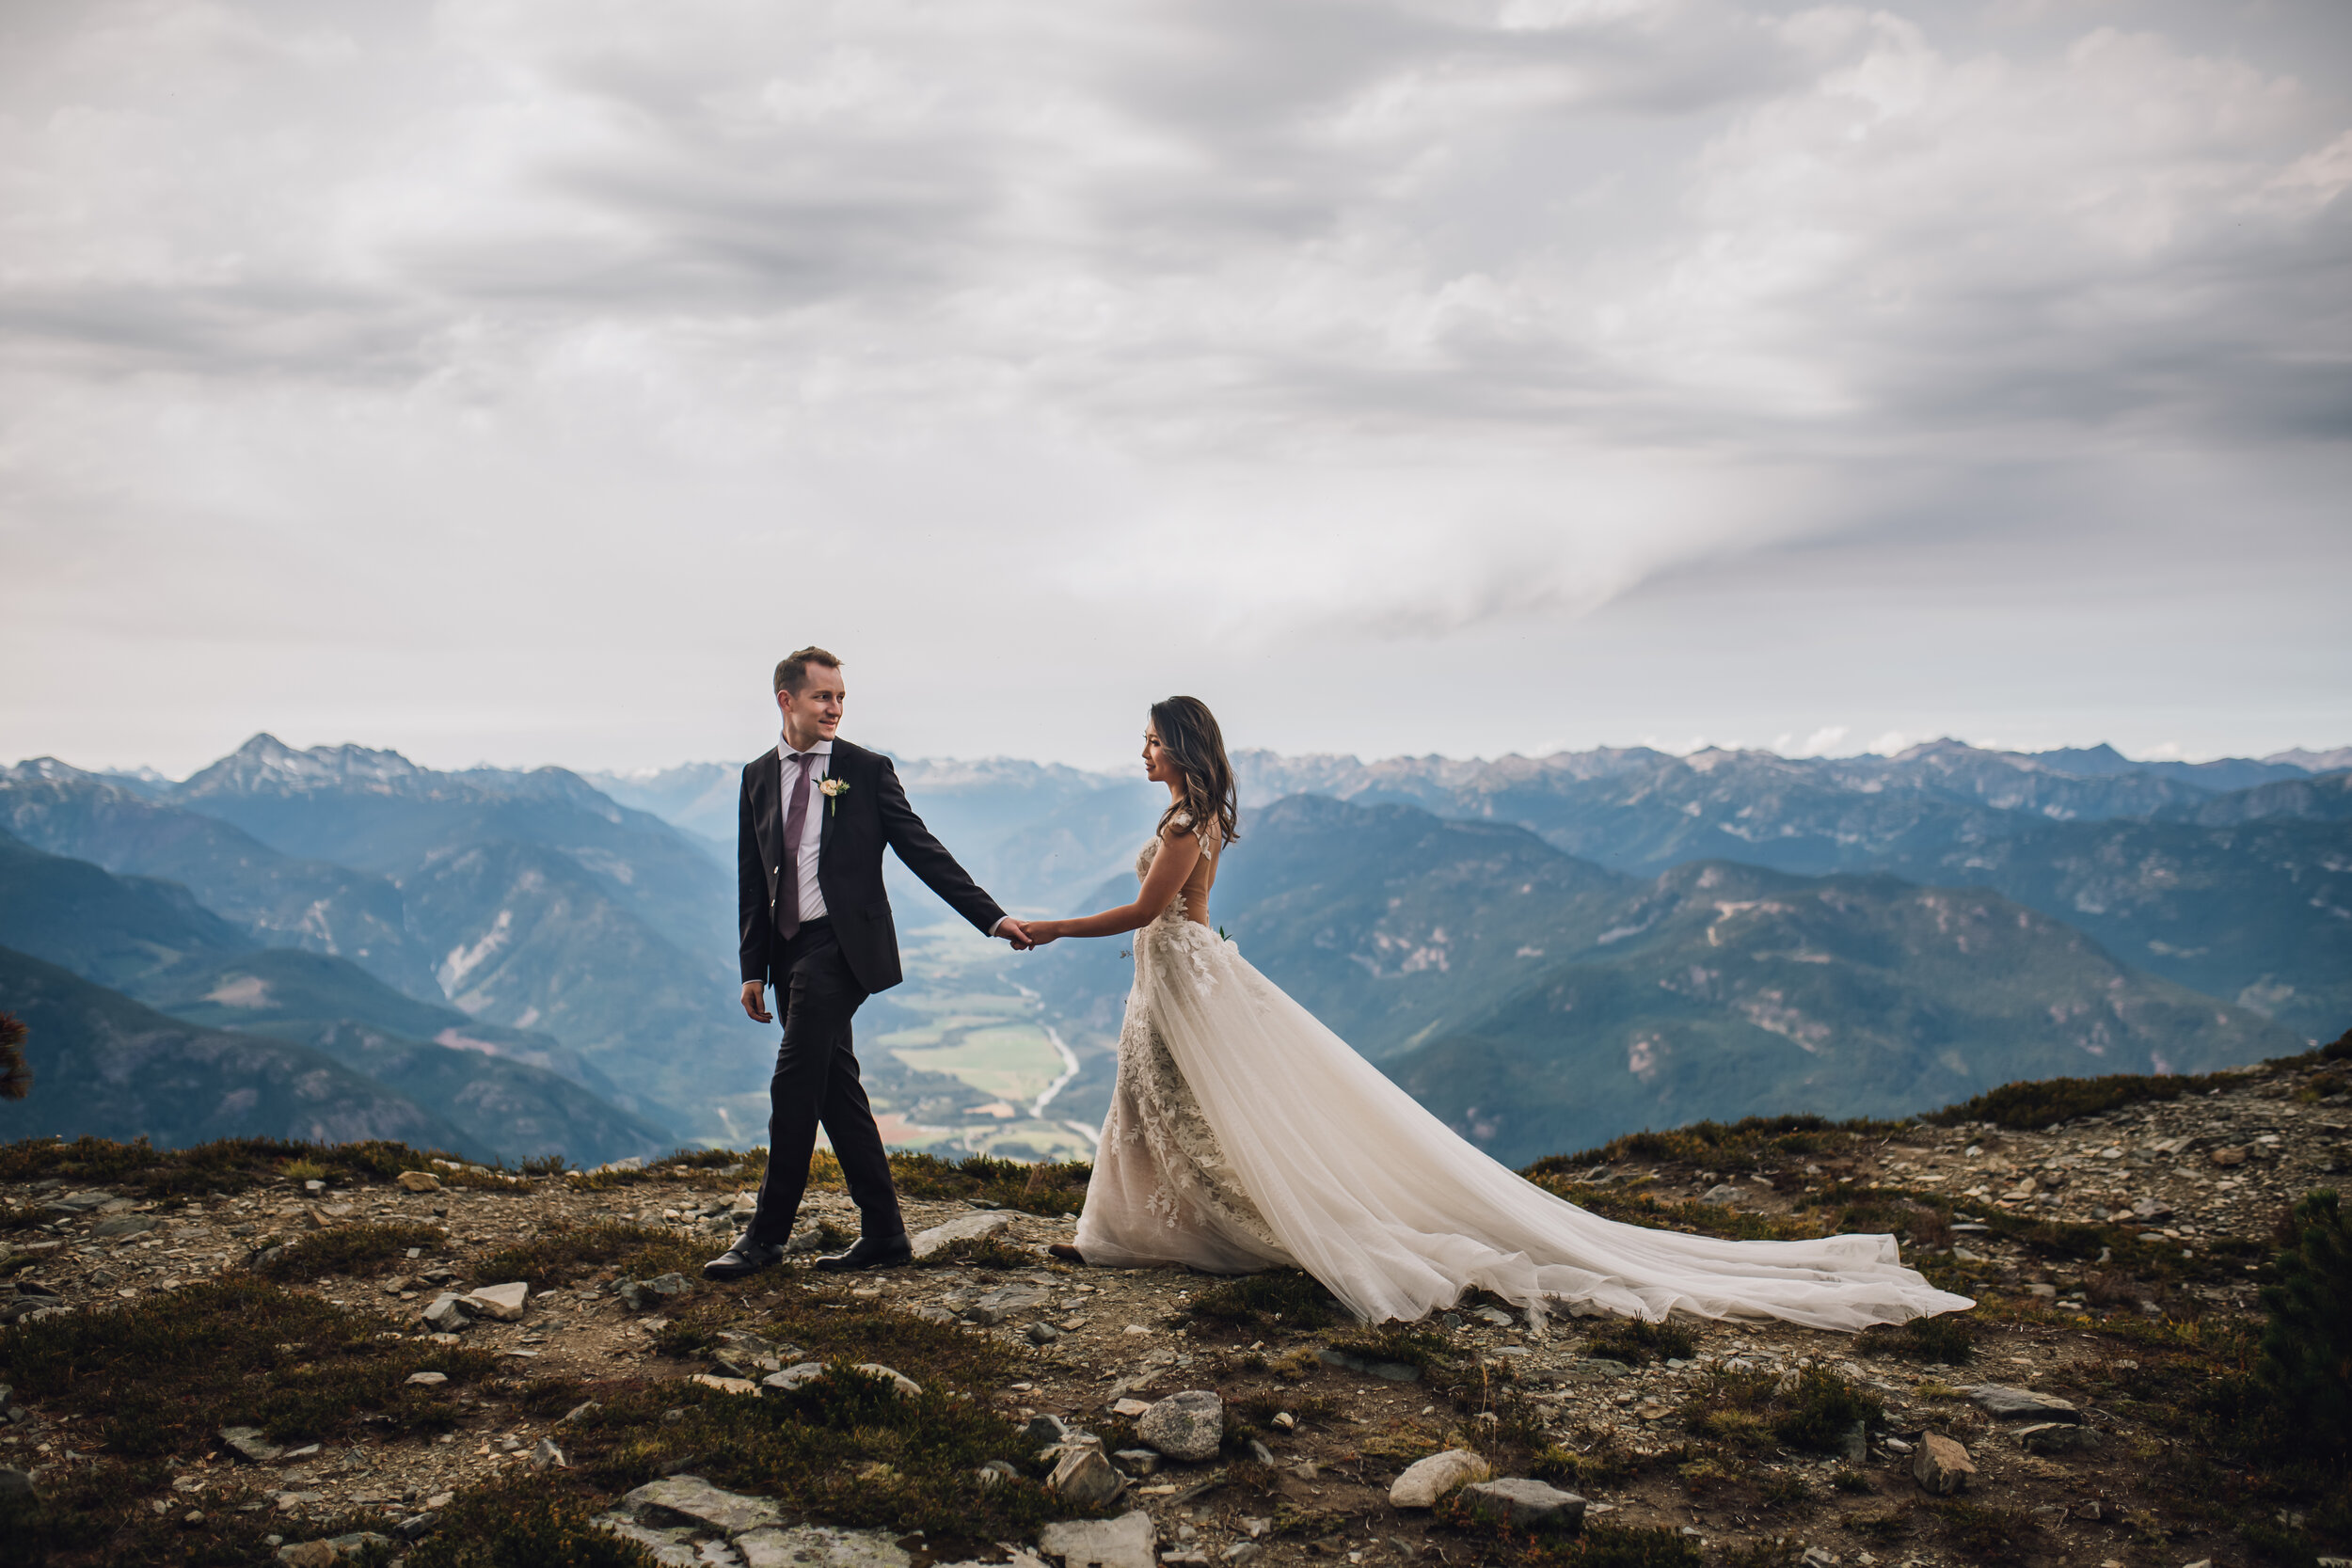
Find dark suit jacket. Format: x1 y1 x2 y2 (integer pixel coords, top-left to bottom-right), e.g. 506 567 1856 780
739 737 1007 994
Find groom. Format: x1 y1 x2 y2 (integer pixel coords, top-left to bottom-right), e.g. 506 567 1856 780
705 646 1031 1280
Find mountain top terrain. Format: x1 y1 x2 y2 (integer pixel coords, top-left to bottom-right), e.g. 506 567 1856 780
1 1036 2344 1568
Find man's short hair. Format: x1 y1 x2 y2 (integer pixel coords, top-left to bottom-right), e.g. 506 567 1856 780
774 646 843 695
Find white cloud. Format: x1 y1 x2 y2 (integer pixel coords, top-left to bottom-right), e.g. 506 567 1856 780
0 0 2344 771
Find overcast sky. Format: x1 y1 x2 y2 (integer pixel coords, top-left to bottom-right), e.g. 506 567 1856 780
3 0 2346 777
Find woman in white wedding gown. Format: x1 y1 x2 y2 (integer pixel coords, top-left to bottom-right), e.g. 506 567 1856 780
1018 698 1972 1333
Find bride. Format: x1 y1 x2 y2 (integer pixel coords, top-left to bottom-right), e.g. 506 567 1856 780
1015 697 1972 1332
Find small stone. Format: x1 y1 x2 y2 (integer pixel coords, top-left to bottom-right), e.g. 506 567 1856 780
1912 1433 1976 1496
1110 1398 1153 1418
89 1214 164 1239
1115 1449 1163 1476
909 1212 1016 1259
396 1170 441 1193
532 1437 567 1469
2209 1148 2249 1167
1048 1448 1129 1507
421 1294 472 1332
2018 1422 2102 1454
1027 1322 1062 1345
464 1282 530 1322
396 1513 440 1541
762 1363 829 1393
1022 1414 1072 1446
405 1371 449 1386
1458 1479 1587 1533
1390 1449 1492 1508
561 1400 601 1425
277 1544 337 1568
1039 1511 1158 1568
623 1475 785 1537
1700 1185 1741 1205
1221 1546 1259 1564
1838 1419 1867 1462
691 1373 760 1397
968 1285 1050 1325
0 1466 33 1497
1965 1385 2082 1423
1136 1389 1223 1463
219 1426 285 1463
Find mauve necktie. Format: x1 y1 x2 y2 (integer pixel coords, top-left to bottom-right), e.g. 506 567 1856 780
779 751 815 940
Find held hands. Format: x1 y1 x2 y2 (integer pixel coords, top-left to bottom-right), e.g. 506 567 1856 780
993 917 1060 951
740 980 773 1023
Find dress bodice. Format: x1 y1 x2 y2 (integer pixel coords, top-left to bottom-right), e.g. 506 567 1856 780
1136 816 1219 929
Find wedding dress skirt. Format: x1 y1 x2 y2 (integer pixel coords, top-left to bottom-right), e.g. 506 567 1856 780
1073 860 1974 1333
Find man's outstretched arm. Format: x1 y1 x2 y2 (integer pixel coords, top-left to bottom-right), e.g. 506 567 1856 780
871 756 1020 941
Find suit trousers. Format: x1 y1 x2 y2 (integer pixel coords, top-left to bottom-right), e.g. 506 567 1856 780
747 920 903 1244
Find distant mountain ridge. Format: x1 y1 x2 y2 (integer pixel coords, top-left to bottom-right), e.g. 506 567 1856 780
9 730 2344 1165
0 945 476 1154
1 736 767 1141
1028 794 2302 1166
0 829 673 1164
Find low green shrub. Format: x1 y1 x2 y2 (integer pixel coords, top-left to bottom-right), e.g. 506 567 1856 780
1923 1070 2245 1130
1855 1311 1977 1365
1676 1365 1883 1454
0 1133 447 1196
885 1152 1093 1216
474 1221 707 1290
1580 1318 1696 1366
2255 1188 2350 1461
1178 1267 1343 1334
405 1478 662 1568
254 1221 449 1280
0 1278 496 1459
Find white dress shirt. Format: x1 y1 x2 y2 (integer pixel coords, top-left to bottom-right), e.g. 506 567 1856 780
778 737 831 924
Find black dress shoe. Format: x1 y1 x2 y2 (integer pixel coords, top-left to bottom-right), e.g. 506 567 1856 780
703 1234 788 1281
1047 1243 1086 1264
814 1233 913 1272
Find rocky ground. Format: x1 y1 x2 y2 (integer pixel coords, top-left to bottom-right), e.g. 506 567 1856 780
1 1048 2346 1568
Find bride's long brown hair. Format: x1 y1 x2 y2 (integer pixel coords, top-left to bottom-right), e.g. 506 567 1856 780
1152 695 1241 848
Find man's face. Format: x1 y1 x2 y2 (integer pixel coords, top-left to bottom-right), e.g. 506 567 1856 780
777 665 846 747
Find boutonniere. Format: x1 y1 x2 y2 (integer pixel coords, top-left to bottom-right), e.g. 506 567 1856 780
819 777 850 816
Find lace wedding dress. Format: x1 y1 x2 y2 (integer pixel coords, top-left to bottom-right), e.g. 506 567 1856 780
1073 826 1974 1332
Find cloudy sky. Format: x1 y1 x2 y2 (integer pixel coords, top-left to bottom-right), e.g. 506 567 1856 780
3 0 2347 777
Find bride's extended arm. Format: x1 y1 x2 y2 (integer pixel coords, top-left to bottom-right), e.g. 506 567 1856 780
1025 829 1201 942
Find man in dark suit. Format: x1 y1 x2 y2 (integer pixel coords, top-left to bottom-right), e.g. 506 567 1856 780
705 646 1031 1280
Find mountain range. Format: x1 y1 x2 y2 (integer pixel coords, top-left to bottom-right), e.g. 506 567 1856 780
1021 793 2303 1164
0 827 672 1164
1 730 2343 1165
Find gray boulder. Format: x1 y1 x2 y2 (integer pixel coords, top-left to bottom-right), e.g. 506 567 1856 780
1135 1389 1223 1463
622 1474 784 1536
1965 1385 2081 1422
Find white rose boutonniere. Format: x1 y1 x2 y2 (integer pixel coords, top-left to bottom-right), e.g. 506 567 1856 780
819 777 850 816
